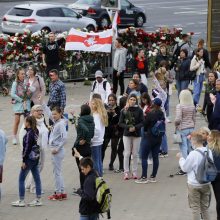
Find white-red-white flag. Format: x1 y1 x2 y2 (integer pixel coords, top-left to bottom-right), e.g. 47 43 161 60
65 28 113 53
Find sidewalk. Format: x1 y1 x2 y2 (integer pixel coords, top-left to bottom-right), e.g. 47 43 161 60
0 81 216 220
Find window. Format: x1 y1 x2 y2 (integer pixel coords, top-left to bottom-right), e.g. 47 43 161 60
76 0 100 6
121 0 130 8
48 8 64 17
8 7 33 17
62 8 77 17
36 9 49 17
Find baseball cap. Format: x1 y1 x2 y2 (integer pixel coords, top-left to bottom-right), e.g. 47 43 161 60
95 70 103 78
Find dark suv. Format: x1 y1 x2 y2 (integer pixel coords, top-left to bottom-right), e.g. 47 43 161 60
69 0 146 29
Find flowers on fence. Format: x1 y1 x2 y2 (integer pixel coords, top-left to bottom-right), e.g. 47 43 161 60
0 27 194 76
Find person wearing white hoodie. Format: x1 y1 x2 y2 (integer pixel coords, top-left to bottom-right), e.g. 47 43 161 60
177 131 212 220
42 104 67 201
90 98 108 177
19 105 49 193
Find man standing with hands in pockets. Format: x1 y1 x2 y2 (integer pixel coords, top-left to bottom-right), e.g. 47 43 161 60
113 37 127 96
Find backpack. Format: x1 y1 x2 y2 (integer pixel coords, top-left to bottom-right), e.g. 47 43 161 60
92 80 107 92
194 148 218 184
173 42 187 59
96 177 112 219
151 120 165 137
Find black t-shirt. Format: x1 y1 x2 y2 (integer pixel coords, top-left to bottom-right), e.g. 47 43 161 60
43 38 65 64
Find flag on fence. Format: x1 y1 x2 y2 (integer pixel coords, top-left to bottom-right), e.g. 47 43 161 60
112 11 120 38
65 28 113 53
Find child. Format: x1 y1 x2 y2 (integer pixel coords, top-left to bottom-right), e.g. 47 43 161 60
79 157 99 220
43 104 68 201
11 116 42 207
177 131 213 220
0 129 7 200
199 127 210 146
72 104 95 193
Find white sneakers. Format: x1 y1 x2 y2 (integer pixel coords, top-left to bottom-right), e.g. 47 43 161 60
28 199 42 207
11 199 42 207
11 200 25 207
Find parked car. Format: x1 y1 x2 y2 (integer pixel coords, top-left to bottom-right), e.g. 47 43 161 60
2 3 97 35
68 0 146 29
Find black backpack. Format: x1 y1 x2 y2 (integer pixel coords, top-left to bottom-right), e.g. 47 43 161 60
92 80 107 92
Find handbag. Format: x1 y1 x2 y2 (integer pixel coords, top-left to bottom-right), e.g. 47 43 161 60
173 129 182 144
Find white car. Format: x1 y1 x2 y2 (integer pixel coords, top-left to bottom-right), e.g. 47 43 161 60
2 3 97 34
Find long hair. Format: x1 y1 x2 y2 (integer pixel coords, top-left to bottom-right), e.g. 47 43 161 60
208 130 220 155
140 92 151 108
15 67 25 82
25 115 38 131
179 89 194 106
91 98 108 126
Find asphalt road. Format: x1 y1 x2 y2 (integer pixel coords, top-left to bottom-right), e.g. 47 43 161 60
0 0 207 45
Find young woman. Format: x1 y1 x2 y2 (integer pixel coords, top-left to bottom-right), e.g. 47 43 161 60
133 49 148 86
140 92 152 164
136 98 165 184
190 48 205 107
11 116 42 207
90 98 108 177
11 67 32 145
119 94 144 180
125 79 141 100
175 90 196 175
202 72 218 123
43 105 67 200
175 49 191 97
155 43 170 69
73 104 95 191
27 65 46 106
207 130 220 220
102 94 121 171
114 96 128 173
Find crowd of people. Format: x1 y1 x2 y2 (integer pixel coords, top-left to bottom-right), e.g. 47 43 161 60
0 34 220 220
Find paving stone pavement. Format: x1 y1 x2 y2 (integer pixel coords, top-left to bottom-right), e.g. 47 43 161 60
0 80 216 220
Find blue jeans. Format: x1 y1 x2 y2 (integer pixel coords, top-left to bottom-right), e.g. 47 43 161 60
160 133 168 153
164 95 170 117
80 214 99 220
178 128 194 159
193 74 204 105
176 80 190 97
141 138 161 178
140 128 152 160
19 159 41 200
91 145 103 177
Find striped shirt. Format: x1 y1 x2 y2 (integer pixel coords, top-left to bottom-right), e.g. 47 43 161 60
175 104 196 130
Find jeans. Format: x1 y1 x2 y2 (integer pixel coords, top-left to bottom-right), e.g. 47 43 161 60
112 69 125 95
176 80 190 97
25 148 45 191
178 128 194 159
141 138 161 178
80 214 99 220
193 74 204 105
91 145 103 177
19 159 41 200
51 148 65 193
123 136 141 174
164 95 170 117
117 137 124 170
160 133 168 153
102 137 119 167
